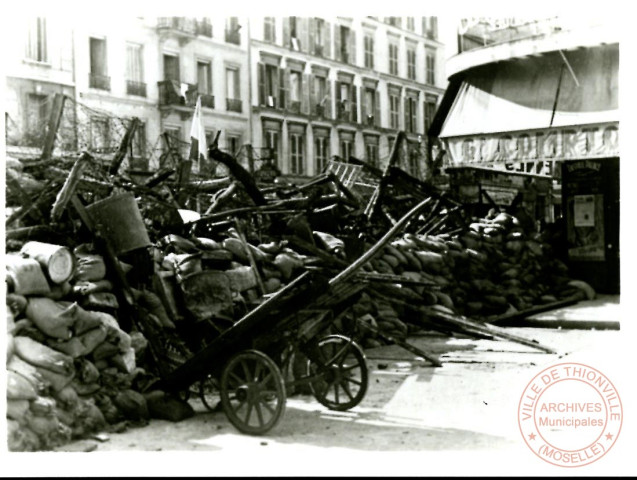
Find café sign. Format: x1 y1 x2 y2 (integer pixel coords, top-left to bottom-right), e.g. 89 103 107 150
443 123 619 176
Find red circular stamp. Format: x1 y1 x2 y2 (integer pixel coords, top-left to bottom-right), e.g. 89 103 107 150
518 362 622 467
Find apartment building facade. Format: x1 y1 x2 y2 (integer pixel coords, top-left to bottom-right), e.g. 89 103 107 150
249 16 447 180
5 16 446 179
5 16 251 173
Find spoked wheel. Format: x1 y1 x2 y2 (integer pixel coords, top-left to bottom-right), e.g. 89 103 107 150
199 375 221 412
307 334 368 411
220 350 286 435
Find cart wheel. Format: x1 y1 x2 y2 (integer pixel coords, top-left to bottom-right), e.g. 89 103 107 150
199 375 221 412
220 350 286 435
307 335 368 411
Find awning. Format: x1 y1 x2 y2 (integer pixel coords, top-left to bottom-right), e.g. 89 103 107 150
439 44 618 138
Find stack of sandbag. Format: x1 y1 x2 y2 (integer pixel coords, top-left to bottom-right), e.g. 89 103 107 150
6 242 152 451
5 156 45 208
349 210 595 348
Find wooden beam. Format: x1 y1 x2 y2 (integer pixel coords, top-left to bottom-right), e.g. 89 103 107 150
209 146 267 206
40 93 66 162
109 117 140 176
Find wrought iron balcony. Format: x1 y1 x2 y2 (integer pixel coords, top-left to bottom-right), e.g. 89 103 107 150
225 30 241 45
313 104 325 117
89 73 111 91
126 80 147 97
157 17 197 36
158 80 197 107
226 98 242 112
288 101 301 114
200 94 215 109
197 19 212 38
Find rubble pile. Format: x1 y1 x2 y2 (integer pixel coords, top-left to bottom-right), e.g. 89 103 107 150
5 140 595 450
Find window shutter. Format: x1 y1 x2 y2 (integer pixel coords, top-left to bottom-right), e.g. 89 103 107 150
323 21 331 59
404 97 409 131
349 30 356 65
299 17 308 53
283 17 290 48
309 18 316 55
279 67 289 109
375 90 381 128
257 62 266 106
334 26 341 62
302 73 310 114
326 80 332 119
350 84 358 123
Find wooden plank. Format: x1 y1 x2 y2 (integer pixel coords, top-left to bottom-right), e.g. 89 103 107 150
209 147 267 206
487 293 584 326
40 93 66 162
51 152 91 222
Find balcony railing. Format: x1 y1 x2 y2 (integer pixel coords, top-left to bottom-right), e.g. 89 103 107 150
226 98 242 112
225 30 241 45
313 104 325 117
288 100 301 114
200 94 215 109
126 80 147 97
157 17 197 36
158 80 197 107
89 73 111 91
197 20 212 38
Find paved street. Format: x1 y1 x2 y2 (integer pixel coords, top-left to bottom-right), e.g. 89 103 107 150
23 323 632 477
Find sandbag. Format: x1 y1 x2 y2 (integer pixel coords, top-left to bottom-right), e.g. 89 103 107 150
73 254 106 282
73 307 104 335
7 293 28 316
44 281 73 300
134 289 176 329
25 412 72 449
109 348 136 374
7 399 31 420
7 370 38 400
36 365 75 393
222 237 249 263
76 358 101 384
77 399 107 433
14 336 75 376
73 279 113 296
7 332 15 363
46 337 87 358
7 354 49 395
52 386 80 411
225 266 258 292
144 390 195 422
113 389 150 422
81 292 119 310
25 298 78 340
6 255 51 296
30 396 57 416
71 379 101 396
78 325 108 355
91 341 121 362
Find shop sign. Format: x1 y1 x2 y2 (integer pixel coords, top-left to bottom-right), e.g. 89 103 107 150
444 123 619 172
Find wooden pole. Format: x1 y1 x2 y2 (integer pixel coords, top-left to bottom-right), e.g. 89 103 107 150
109 117 140 176
40 93 66 162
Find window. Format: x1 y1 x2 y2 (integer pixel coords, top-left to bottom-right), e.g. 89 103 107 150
225 17 241 45
258 62 281 108
163 53 180 82
365 136 379 167
314 134 329 173
126 43 145 97
226 67 241 112
364 34 374 68
404 95 418 133
362 87 379 127
289 17 300 51
336 80 357 123
266 129 281 168
426 49 436 84
338 25 354 64
339 136 353 160
389 90 400 129
424 97 438 134
264 17 276 43
312 75 327 116
131 121 146 162
423 17 438 39
290 131 305 175
389 43 398 75
227 134 241 156
26 17 47 62
90 117 110 152
289 70 302 113
386 17 401 28
313 18 324 56
406 17 415 31
407 47 416 80
89 37 110 90
198 61 212 94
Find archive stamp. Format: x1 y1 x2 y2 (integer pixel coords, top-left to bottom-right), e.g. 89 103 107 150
518 362 622 467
